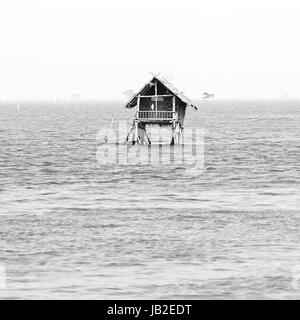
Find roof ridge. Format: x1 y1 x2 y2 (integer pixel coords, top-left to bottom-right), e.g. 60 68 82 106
124 75 198 110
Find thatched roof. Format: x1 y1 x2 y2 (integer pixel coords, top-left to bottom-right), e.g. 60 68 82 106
124 75 198 110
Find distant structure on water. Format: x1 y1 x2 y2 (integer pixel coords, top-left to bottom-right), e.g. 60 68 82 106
124 75 198 145
202 92 214 100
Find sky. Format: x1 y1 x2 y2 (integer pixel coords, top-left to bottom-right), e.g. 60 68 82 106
0 0 300 100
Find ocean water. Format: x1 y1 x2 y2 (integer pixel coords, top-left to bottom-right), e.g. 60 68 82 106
0 99 299 299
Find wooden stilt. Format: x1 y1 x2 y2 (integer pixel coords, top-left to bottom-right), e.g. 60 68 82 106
170 121 175 145
175 123 181 144
144 129 151 145
124 120 136 144
132 122 137 145
124 125 133 144
179 125 184 144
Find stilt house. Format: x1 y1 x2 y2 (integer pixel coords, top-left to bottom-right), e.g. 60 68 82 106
124 75 198 144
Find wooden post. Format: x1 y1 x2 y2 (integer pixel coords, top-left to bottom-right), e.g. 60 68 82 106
135 98 141 144
170 123 175 145
135 121 138 144
137 95 140 119
172 96 176 119
144 129 151 145
170 96 176 145
155 80 158 117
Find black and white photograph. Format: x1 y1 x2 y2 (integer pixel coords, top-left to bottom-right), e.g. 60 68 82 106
0 0 300 307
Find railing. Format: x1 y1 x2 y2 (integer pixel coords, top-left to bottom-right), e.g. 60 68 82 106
137 111 175 120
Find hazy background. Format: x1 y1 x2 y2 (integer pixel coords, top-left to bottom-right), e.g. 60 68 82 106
0 0 300 101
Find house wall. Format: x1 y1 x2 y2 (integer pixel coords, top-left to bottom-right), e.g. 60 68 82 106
139 96 173 111
139 96 186 123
